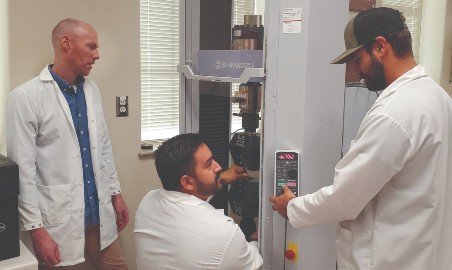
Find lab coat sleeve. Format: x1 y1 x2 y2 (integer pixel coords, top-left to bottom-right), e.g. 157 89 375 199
219 227 263 270
6 89 44 231
99 107 122 196
287 113 415 228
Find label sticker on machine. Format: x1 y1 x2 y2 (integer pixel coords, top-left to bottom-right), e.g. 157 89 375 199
282 8 302 34
275 151 299 196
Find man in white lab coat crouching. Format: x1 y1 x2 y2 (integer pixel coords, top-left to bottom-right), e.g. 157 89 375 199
134 133 263 270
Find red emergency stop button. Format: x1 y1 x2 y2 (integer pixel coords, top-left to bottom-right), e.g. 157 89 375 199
285 249 296 261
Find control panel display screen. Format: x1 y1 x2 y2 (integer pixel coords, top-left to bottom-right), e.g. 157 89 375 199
277 153 296 160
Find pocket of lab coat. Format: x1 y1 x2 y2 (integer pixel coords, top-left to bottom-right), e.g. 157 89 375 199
336 223 352 270
37 184 71 226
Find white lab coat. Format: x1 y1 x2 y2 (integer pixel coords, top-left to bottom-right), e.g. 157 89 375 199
287 66 452 270
6 66 122 266
134 189 263 270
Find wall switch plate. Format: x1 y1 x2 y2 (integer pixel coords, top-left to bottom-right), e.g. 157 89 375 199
116 96 129 117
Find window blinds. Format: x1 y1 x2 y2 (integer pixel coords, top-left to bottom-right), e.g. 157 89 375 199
140 0 180 140
382 0 423 61
233 0 255 25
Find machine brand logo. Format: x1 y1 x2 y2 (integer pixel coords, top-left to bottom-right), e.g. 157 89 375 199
215 60 255 70
0 223 6 233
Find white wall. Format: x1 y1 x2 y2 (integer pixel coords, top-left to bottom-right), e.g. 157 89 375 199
442 0 452 94
0 0 8 156
420 0 446 84
6 1 161 269
420 0 451 95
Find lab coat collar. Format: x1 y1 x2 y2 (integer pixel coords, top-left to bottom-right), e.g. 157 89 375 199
39 65 86 84
39 65 54 81
47 64 85 91
38 66 79 144
159 188 214 208
375 65 427 103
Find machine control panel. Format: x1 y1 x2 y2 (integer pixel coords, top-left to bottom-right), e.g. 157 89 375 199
275 151 299 196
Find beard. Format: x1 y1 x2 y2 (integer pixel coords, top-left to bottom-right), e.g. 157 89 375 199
362 52 387 92
195 172 222 197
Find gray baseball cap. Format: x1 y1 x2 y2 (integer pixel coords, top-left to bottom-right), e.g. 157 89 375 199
331 7 407 64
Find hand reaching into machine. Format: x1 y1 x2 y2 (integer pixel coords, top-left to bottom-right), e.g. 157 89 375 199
269 186 296 218
220 164 249 184
249 231 259 242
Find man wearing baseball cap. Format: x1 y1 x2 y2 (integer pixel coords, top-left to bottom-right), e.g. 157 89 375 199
270 7 452 270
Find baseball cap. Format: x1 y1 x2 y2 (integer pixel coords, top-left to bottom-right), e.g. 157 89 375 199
331 7 407 64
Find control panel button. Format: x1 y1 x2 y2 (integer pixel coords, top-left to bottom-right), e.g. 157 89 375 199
287 169 297 179
285 249 296 261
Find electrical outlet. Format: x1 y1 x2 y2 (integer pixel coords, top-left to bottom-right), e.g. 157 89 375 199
116 96 129 117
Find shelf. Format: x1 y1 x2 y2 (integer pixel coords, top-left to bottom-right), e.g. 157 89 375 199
177 65 264 83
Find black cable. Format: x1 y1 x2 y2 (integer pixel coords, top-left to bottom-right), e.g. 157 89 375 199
231 127 244 136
